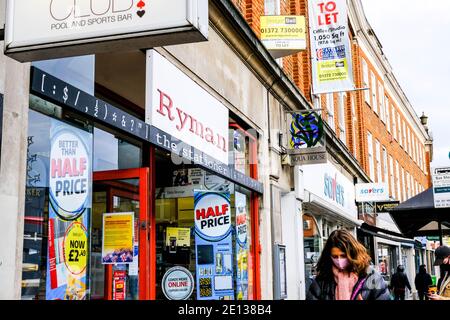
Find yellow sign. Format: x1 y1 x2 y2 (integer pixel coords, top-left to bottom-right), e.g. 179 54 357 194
166 227 191 248
102 212 134 264
317 59 349 83
63 222 88 275
260 16 306 51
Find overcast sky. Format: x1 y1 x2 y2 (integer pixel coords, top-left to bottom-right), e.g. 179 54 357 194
361 0 450 168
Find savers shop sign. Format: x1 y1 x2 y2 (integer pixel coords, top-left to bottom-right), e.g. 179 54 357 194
49 129 90 221
194 191 231 241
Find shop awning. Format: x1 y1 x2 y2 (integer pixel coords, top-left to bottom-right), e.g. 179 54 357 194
303 191 362 227
358 223 418 246
388 188 450 242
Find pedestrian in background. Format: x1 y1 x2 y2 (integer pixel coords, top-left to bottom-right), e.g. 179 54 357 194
414 265 432 300
306 229 390 300
389 265 412 300
429 246 450 300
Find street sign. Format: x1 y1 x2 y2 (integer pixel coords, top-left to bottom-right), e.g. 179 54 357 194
432 167 450 208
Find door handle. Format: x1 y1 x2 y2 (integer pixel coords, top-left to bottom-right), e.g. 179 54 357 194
140 221 148 230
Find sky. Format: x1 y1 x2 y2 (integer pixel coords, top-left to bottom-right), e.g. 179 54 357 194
360 0 450 168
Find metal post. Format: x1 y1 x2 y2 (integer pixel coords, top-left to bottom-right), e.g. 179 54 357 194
438 220 443 246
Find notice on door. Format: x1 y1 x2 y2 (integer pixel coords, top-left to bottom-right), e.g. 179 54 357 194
102 212 134 264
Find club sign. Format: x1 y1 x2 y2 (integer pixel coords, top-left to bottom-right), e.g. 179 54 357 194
5 0 208 62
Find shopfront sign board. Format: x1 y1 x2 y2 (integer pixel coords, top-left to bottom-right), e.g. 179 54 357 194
432 167 450 208
355 183 389 202
5 0 208 62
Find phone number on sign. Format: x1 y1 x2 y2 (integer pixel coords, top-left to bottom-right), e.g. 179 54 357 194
261 27 303 34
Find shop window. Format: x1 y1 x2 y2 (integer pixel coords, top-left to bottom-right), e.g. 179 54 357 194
154 150 255 300
303 214 321 289
229 120 258 178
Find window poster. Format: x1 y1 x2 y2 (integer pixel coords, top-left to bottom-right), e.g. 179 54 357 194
235 192 249 300
194 190 234 300
102 212 134 264
46 119 92 300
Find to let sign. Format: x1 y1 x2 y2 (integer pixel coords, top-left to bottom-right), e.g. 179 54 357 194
5 0 208 62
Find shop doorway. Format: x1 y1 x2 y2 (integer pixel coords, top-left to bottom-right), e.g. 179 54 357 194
91 168 151 300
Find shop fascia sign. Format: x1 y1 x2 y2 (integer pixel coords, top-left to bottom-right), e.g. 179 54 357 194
146 50 230 165
302 161 357 215
355 183 389 202
4 0 208 62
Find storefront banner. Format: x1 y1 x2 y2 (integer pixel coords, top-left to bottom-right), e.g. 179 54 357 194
5 0 208 62
31 67 264 194
260 15 306 58
102 212 134 264
46 120 92 300
235 192 249 300
302 161 358 218
146 49 230 165
355 183 389 202
194 190 234 300
308 0 355 94
162 266 194 300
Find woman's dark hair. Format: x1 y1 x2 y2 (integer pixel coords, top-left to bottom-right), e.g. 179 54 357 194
419 265 427 274
315 229 371 281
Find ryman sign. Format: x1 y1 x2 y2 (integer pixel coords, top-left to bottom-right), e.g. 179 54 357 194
5 0 208 62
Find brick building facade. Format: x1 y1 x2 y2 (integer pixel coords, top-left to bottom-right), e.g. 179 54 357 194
231 0 432 200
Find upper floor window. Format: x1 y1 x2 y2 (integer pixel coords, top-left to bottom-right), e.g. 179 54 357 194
378 83 385 122
264 0 280 15
375 140 382 183
362 59 370 105
385 97 391 132
338 93 346 144
392 106 397 140
327 93 335 132
367 132 375 181
371 72 378 113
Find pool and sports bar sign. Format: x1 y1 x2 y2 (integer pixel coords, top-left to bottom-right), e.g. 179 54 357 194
4 0 208 62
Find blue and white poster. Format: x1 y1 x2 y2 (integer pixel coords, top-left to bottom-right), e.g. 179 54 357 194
194 190 234 300
46 119 92 300
235 192 249 300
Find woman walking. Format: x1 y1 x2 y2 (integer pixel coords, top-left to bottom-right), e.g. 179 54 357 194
306 229 391 300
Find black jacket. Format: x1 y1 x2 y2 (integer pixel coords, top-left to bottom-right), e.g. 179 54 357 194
390 272 411 291
414 272 432 292
306 267 391 300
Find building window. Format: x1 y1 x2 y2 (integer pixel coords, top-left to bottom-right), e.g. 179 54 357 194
392 106 397 140
327 93 335 131
371 72 378 114
389 155 394 198
406 171 410 199
385 97 391 132
397 112 402 146
351 94 358 157
362 59 370 105
396 160 401 201
375 140 382 183
382 147 388 184
379 83 385 122
401 167 406 201
264 0 280 15
402 120 407 149
338 93 346 144
407 126 411 156
368 132 375 181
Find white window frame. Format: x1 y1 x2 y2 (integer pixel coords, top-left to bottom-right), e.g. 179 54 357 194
382 147 388 184
264 0 281 15
379 83 385 122
338 93 346 144
371 72 378 114
392 106 397 140
389 155 394 198
327 93 335 132
396 160 401 201
351 94 357 157
362 59 370 105
368 132 375 181
385 97 391 132
401 166 406 201
375 140 382 183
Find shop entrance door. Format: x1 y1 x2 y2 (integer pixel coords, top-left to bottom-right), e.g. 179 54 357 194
91 168 151 300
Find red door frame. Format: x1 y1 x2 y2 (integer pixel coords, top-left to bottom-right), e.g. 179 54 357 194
93 168 151 300
229 123 262 300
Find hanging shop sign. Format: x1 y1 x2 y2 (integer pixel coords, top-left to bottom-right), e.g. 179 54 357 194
194 190 234 300
102 212 134 264
432 167 450 208
235 192 249 300
355 183 390 203
5 0 208 62
146 50 230 165
374 201 400 213
286 111 326 166
46 119 92 300
260 15 306 59
30 67 263 194
308 0 355 94
162 266 195 300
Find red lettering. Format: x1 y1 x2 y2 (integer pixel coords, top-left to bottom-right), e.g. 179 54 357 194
317 1 339 26
196 208 206 220
157 89 175 121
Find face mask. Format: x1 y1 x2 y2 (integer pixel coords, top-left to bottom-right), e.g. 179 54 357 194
332 257 349 270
